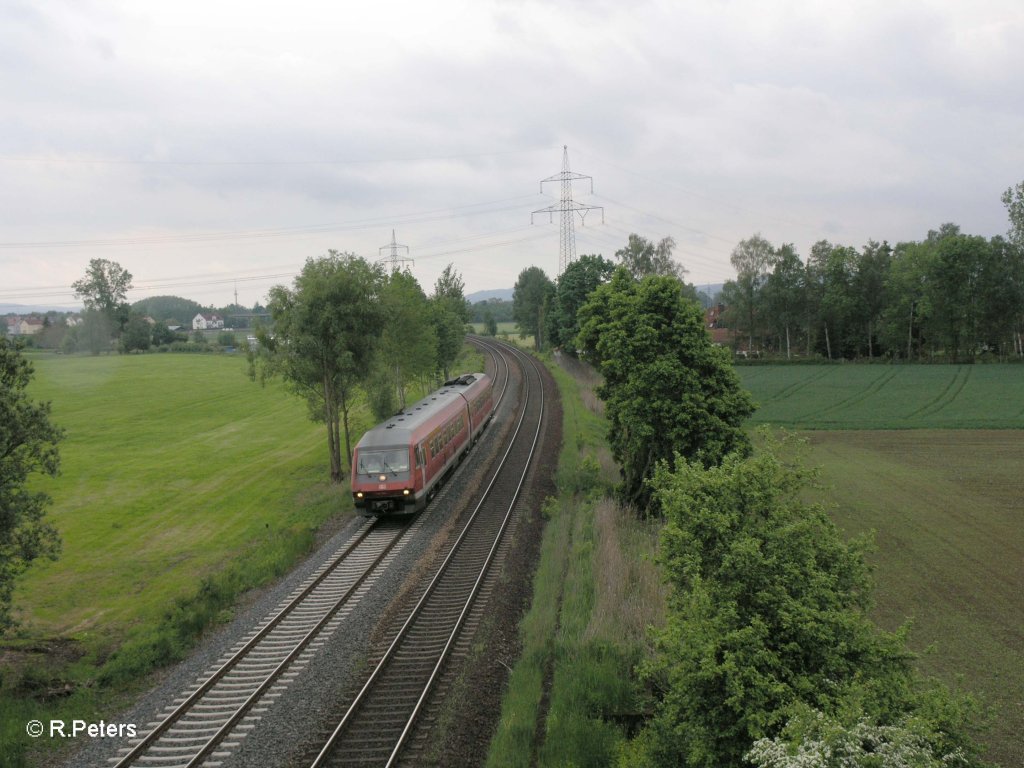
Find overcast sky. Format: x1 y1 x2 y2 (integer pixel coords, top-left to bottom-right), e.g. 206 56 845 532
3 0 1023 309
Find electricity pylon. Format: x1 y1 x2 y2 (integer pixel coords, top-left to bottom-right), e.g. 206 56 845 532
532 145 604 276
378 229 413 272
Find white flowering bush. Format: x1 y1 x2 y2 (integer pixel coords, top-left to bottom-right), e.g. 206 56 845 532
745 709 971 768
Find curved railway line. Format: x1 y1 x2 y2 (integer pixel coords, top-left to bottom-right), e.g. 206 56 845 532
307 339 547 767
106 337 553 768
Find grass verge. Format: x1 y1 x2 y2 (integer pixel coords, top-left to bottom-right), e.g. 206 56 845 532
485 354 665 768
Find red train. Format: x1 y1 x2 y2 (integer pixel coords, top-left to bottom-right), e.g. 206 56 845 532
351 373 494 515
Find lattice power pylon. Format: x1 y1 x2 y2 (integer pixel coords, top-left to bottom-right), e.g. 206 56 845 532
378 229 414 272
532 145 603 276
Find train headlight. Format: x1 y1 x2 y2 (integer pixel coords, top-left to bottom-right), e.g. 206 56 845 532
403 489 410 496
356 492 363 498
379 474 387 481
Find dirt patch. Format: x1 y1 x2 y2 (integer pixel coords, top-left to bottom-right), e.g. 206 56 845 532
1 638 87 699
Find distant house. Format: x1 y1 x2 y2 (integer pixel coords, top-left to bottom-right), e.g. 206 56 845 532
705 304 737 347
6 316 45 336
192 313 225 331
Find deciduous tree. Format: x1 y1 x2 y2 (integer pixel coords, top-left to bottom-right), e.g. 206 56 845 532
513 266 555 351
546 253 615 355
621 435 985 768
763 244 805 359
431 264 468 380
853 240 892 358
727 234 773 352
615 234 687 281
121 313 153 353
376 269 437 414
72 258 133 337
0 339 63 632
577 269 754 512
251 252 385 482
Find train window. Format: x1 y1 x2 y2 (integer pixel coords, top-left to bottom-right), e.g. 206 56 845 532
357 449 410 475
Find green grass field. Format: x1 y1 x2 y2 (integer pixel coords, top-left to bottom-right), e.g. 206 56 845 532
15 353 342 639
3 352 353 767
738 363 1024 428
4 345 486 767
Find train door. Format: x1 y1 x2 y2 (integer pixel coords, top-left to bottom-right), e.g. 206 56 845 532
416 443 426 491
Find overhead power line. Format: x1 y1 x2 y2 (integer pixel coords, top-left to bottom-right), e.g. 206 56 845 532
0 195 542 250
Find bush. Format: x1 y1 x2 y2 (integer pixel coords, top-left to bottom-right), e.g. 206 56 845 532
621 433 986 768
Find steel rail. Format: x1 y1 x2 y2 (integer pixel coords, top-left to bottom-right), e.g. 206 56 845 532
384 344 544 767
111 518 383 767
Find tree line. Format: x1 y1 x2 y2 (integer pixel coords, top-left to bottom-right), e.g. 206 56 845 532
248 252 468 483
722 185 1024 362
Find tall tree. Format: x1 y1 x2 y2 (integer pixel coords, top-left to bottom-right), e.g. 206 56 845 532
1001 181 1024 248
615 234 688 281
807 241 858 359
978 236 1024 358
925 232 994 362
577 269 755 512
546 253 615 355
433 263 470 323
250 252 385 482
1000 183 1024 356
763 244 805 359
72 258 133 337
1 339 64 632
853 240 892 358
880 241 933 360
513 266 555 351
377 269 437 413
431 264 468 380
728 234 774 352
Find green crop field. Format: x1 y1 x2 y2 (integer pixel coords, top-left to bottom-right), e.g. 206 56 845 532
736 364 1024 763
738 363 1024 429
807 430 1024 767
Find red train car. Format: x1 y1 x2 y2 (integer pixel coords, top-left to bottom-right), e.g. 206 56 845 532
351 373 494 515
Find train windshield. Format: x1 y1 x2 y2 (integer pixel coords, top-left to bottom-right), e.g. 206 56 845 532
357 449 410 475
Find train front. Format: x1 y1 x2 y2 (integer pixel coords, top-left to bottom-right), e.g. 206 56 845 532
351 444 417 514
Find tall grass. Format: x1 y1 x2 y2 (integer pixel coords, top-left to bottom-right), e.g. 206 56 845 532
486 353 663 768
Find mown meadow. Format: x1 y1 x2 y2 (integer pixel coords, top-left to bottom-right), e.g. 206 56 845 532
490 360 1023 767
3 350 376 766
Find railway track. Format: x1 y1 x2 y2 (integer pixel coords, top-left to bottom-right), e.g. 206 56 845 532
307 339 548 767
104 338 539 768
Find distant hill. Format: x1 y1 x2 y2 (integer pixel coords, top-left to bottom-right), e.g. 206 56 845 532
466 288 513 304
1 303 82 315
